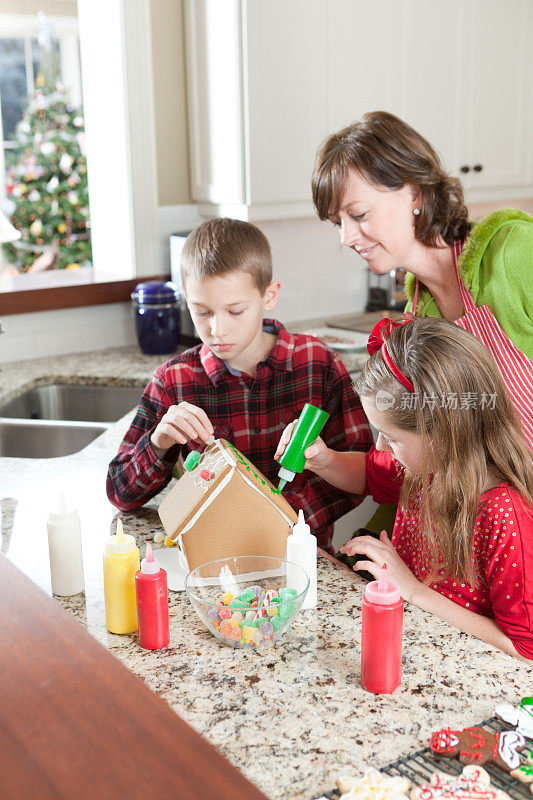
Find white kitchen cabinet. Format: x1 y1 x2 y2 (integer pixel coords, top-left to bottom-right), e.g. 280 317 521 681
184 0 533 221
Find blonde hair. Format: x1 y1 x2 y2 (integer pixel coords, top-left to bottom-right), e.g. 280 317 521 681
181 217 272 294
355 317 533 586
312 111 469 247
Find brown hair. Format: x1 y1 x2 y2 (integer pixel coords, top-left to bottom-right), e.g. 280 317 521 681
181 217 273 294
312 111 469 247
355 317 533 586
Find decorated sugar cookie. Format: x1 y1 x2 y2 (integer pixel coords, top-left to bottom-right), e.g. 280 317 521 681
336 767 411 800
495 702 533 739
410 765 510 800
429 726 525 772
510 750 533 793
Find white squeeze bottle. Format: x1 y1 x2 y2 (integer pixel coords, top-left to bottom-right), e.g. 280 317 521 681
47 492 85 596
286 510 317 609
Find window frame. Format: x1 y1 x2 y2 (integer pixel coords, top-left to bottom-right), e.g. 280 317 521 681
0 0 161 315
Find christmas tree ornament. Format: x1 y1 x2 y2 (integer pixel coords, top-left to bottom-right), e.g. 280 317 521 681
30 219 43 237
59 153 73 173
40 141 56 156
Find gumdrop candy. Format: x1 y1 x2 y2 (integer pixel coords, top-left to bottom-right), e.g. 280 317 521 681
207 607 219 621
266 605 279 618
219 607 232 620
222 592 233 605
279 587 297 599
230 611 243 623
251 628 262 644
278 602 293 620
238 588 255 603
260 621 274 638
230 626 242 641
250 585 262 597
271 614 284 631
183 450 202 471
220 621 233 638
242 626 254 642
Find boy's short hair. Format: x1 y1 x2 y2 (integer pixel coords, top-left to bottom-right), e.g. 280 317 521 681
181 217 273 294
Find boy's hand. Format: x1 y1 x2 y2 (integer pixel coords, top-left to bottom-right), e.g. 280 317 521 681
340 530 421 601
274 420 330 472
150 402 214 454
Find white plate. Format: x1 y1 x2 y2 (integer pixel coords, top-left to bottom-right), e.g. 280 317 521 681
302 326 369 352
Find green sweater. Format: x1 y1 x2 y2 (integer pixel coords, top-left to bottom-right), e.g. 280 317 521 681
404 209 533 360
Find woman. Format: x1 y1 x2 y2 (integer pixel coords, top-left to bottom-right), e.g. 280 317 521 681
312 110 533 449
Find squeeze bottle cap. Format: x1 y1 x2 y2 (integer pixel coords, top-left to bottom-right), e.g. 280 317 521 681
364 564 401 605
48 491 79 525
105 518 136 555
291 510 310 538
141 542 160 574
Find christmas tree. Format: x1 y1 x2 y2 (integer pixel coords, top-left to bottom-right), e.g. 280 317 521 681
3 67 92 272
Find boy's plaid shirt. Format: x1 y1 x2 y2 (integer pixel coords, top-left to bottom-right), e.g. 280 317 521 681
106 319 373 548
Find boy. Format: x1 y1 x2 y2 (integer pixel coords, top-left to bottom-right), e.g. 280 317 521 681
107 218 372 550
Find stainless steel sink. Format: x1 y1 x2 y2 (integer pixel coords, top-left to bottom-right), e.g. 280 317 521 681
0 383 142 458
0 418 109 458
0 384 142 423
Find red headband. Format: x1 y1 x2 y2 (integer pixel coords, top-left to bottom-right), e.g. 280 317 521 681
367 317 415 393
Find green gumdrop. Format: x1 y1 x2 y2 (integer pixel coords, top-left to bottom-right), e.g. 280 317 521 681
279 587 297 599
278 602 293 620
238 588 255 602
229 599 247 609
271 615 284 631
183 451 202 472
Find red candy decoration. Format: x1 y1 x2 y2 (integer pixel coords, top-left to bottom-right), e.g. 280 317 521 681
200 469 213 480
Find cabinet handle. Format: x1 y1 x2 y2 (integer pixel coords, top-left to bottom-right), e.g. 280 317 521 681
460 165 470 173
473 164 483 172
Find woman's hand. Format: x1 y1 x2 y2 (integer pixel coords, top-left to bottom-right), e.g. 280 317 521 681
150 402 214 453
340 530 421 601
274 420 331 473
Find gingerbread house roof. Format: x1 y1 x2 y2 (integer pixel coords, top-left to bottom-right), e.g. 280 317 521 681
158 439 297 543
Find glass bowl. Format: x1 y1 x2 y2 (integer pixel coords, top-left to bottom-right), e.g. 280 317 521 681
185 555 309 648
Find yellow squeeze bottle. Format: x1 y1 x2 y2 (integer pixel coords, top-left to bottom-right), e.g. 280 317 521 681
103 519 140 633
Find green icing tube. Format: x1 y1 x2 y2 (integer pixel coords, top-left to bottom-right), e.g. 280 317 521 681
277 403 329 490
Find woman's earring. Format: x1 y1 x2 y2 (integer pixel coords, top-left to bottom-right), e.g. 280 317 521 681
413 208 421 216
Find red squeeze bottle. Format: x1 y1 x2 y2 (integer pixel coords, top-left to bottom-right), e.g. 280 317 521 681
360 564 403 693
135 543 170 650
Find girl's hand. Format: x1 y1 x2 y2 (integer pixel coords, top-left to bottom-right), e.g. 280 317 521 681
274 420 331 472
150 402 214 453
340 530 421 601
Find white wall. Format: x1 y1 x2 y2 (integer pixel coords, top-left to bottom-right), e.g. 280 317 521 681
0 302 136 364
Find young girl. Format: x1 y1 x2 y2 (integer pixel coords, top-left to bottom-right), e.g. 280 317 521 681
275 317 533 661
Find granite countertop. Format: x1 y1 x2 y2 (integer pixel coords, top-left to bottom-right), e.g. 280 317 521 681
1 343 530 800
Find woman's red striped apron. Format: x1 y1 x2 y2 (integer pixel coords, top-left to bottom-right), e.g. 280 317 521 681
413 240 533 450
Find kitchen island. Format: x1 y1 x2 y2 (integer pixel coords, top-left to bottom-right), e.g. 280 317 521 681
0 345 530 800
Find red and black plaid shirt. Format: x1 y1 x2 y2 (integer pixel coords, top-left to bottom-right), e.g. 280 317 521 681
106 319 372 548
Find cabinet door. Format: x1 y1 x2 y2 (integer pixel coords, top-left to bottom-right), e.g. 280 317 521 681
184 0 246 205
327 0 404 131
244 0 328 209
396 0 465 178
461 0 532 191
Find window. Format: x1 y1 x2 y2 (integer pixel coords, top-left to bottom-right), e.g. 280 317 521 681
0 13 88 276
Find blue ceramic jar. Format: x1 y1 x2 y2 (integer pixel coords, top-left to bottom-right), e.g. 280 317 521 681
131 281 182 355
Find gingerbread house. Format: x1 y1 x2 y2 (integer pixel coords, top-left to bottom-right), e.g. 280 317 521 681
158 439 298 571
